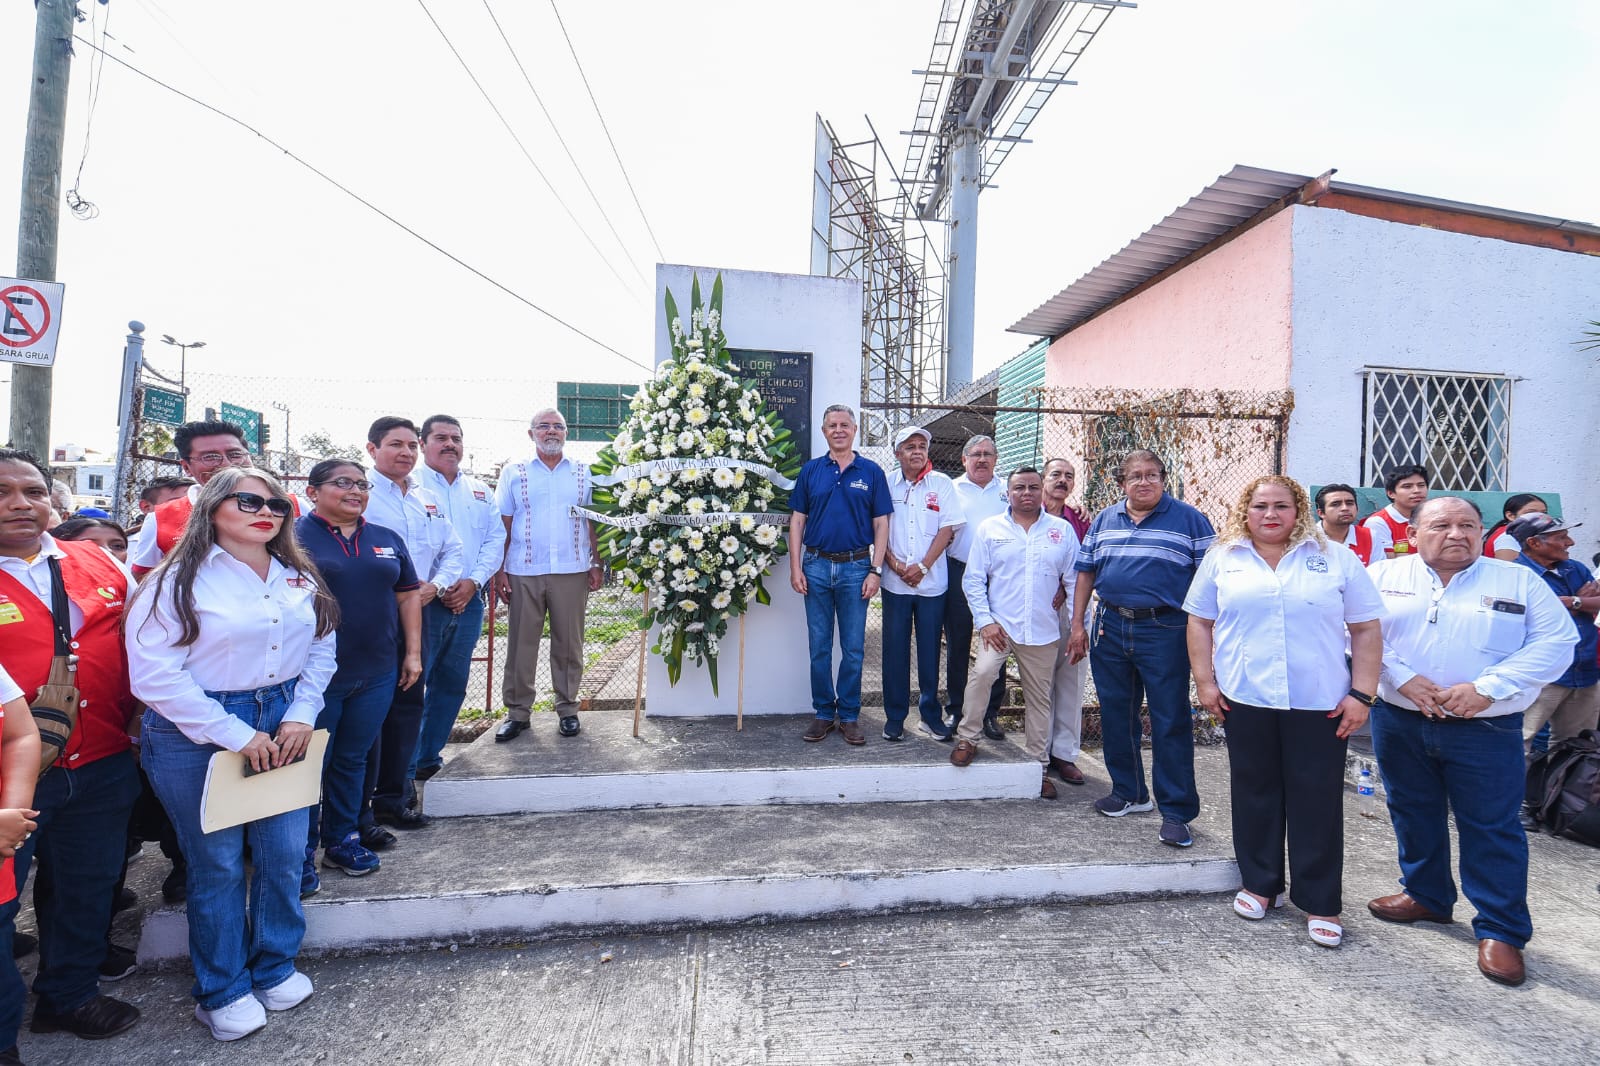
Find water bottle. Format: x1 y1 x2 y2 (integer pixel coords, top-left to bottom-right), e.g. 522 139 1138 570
1357 765 1378 819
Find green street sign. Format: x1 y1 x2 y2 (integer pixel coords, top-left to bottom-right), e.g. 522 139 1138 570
141 386 186 426
220 402 264 454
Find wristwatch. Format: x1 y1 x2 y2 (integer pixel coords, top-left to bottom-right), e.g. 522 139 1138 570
869 565 883 576
1346 687 1378 707
1571 595 1583 610
916 561 930 576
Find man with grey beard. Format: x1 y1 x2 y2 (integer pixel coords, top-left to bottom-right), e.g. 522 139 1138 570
491 409 602 742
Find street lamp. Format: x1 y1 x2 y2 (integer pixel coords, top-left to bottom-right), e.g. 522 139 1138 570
159 334 205 394
272 400 293 473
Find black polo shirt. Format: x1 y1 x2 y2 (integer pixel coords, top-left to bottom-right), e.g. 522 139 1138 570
296 513 420 681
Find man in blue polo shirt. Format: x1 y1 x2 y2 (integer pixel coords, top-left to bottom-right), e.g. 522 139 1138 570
1507 514 1599 755
1067 449 1215 848
788 404 892 745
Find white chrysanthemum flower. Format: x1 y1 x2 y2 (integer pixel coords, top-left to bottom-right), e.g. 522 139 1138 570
738 515 755 533
687 382 706 400
719 536 739 554
682 567 699 582
652 568 665 582
712 591 732 610
679 598 698 612
666 545 685 565
677 431 696 449
728 429 745 443
686 498 707 515
733 470 746 488
679 467 700 484
661 490 680 505
650 468 671 486
755 525 779 546
646 499 661 516
686 407 709 427
686 336 703 350
656 392 671 409
712 467 735 489
648 538 666 554
687 531 705 550
644 441 658 456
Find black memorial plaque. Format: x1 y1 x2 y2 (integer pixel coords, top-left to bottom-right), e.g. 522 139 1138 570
731 349 812 463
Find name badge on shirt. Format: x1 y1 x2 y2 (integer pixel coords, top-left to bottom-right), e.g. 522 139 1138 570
424 503 440 517
0 595 22 625
373 546 397 559
1482 596 1526 615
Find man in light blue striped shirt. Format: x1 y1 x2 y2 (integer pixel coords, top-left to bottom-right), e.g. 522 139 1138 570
1067 450 1215 848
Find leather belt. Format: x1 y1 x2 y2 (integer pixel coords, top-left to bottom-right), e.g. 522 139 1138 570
809 547 872 563
1104 604 1181 620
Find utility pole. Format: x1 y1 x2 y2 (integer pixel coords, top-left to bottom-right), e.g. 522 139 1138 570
7 0 75 458
272 400 292 473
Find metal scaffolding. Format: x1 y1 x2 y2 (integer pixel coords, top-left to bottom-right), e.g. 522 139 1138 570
811 115 948 446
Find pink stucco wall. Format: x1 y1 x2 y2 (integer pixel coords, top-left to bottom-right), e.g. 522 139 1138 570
1043 208 1294 390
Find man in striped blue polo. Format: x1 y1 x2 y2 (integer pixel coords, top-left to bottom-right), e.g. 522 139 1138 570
1066 450 1215 848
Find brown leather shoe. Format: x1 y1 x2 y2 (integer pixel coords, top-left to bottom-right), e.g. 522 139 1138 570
1367 892 1453 925
1040 773 1058 800
802 718 835 742
1049 757 1085 785
1477 939 1526 986
950 739 977 767
839 720 866 746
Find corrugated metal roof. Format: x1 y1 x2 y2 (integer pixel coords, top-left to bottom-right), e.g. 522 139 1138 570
1006 165 1600 339
1007 165 1313 338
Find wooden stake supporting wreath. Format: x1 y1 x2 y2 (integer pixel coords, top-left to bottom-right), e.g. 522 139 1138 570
633 590 649 739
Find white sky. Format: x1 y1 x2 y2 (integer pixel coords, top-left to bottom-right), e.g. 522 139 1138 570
2 0 1596 470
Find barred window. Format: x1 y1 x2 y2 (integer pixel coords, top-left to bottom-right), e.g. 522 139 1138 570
1361 368 1511 492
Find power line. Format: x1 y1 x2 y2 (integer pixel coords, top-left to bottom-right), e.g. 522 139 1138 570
72 34 651 373
479 0 650 273
546 0 666 262
413 0 644 295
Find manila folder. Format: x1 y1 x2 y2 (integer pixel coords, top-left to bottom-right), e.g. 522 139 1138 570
200 729 328 834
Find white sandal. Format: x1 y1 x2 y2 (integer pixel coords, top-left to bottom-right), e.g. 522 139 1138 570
1307 918 1344 948
1232 890 1287 921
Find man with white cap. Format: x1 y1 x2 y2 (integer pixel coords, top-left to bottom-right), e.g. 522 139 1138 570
881 425 964 742
1507 512 1599 750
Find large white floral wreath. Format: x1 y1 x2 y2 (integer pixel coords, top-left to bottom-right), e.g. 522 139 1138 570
584 275 801 693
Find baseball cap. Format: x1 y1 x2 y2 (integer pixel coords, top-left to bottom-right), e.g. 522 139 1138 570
1506 513 1581 544
892 425 931 449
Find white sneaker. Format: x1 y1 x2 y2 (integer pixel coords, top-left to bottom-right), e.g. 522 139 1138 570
255 969 314 1011
195 994 267 1041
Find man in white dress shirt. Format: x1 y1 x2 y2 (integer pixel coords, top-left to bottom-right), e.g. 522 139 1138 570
410 415 505 787
881 426 964 742
1365 496 1576 988
360 416 463 833
492 409 602 742
943 435 1009 738
948 467 1078 800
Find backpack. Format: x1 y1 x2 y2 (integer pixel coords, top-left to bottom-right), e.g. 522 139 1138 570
1525 729 1600 846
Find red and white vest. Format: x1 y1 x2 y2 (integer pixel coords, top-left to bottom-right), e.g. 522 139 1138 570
0 540 135 771
1371 506 1414 557
1348 524 1375 565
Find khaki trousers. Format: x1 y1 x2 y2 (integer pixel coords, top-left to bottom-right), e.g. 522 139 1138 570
503 572 589 720
957 633 1057 763
1522 682 1600 751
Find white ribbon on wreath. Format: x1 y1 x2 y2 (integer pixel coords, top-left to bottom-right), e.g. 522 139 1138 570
571 506 787 530
592 456 796 491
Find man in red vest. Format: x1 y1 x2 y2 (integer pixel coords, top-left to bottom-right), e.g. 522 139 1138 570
0 449 141 1046
128 420 254 577
1362 464 1429 559
1316 483 1375 564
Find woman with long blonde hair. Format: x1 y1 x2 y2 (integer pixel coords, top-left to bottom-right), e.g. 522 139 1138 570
1183 474 1384 949
125 467 337 1042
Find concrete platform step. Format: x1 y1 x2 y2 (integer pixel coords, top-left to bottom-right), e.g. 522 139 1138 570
424 709 1042 816
136 755 1239 964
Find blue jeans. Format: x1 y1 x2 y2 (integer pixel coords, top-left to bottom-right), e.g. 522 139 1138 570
1370 700 1532 947
311 669 398 850
142 683 310 1010
411 594 484 779
0 749 138 1044
802 552 872 721
1089 608 1200 822
882 589 946 732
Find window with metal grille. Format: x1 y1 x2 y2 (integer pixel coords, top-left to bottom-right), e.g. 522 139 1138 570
1361 368 1511 491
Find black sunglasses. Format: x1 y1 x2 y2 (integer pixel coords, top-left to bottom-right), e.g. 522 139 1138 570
223 492 292 517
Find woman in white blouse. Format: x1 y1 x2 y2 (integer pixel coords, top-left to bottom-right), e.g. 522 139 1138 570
125 468 337 1042
1184 475 1384 949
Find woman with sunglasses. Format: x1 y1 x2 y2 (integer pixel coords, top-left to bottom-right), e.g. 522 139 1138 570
1183 475 1384 949
125 468 337 1042
294 459 422 894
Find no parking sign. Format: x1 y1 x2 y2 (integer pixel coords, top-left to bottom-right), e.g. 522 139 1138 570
0 277 65 366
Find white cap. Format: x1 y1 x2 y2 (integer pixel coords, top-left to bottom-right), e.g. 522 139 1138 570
893 424 931 449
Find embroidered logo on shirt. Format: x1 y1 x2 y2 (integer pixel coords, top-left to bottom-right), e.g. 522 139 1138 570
925 492 940 511
849 479 869 491
1047 528 1063 544
286 575 312 588
472 490 488 502
373 546 398 559
1305 554 1329 573
424 503 440 516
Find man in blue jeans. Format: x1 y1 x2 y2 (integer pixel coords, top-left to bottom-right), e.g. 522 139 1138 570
788 404 891 746
412 415 505 788
1365 497 1576 988
1067 450 1214 848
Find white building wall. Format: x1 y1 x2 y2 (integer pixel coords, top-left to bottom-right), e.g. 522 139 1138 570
1286 205 1600 555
